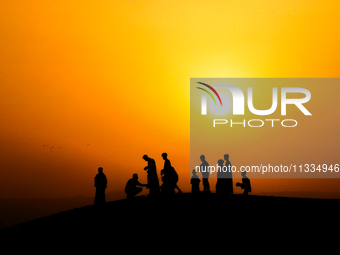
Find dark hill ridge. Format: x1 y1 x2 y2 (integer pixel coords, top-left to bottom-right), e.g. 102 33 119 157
2 193 339 236
0 191 127 229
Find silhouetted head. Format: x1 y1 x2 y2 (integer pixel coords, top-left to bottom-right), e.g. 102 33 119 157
192 169 197 175
98 167 103 173
161 153 167 159
133 173 138 180
241 171 247 177
142 155 149 161
218 159 224 166
224 154 229 161
200 155 205 161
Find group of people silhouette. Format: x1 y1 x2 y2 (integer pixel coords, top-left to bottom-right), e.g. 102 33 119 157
192 154 251 196
125 153 182 199
93 153 251 205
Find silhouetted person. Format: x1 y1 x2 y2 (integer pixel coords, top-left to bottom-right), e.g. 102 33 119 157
162 152 171 169
160 153 182 195
216 159 227 195
143 155 160 196
199 155 210 193
94 167 107 205
236 171 251 195
190 169 201 194
224 154 233 194
125 174 147 199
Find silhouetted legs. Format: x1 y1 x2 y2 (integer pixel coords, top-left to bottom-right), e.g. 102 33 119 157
94 188 106 205
148 184 161 196
160 183 176 195
202 178 210 193
126 187 143 199
216 179 233 195
175 184 182 194
236 182 250 195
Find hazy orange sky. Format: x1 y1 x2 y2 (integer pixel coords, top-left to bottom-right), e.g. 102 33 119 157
0 0 339 199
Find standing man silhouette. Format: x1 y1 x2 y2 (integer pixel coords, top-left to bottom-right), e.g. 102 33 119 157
224 154 233 194
143 155 160 196
94 167 107 205
216 159 227 195
191 169 201 194
162 153 171 169
200 155 210 193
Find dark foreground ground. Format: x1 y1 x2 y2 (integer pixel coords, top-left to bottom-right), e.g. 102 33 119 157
1 193 339 248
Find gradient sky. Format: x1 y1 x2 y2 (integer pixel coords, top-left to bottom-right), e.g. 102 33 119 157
0 0 339 199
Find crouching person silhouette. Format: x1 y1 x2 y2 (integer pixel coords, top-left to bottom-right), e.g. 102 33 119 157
94 167 107 205
125 174 147 199
236 171 251 195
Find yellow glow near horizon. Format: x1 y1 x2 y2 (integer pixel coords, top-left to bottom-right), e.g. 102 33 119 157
0 0 340 198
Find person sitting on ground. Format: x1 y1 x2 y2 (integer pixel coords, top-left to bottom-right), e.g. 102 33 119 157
125 174 147 199
236 171 252 195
